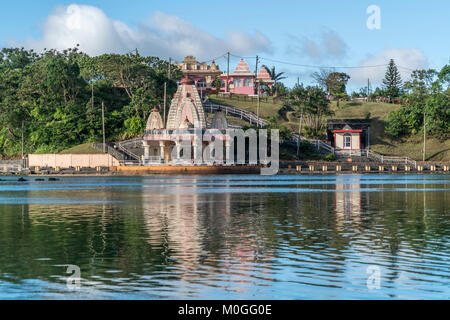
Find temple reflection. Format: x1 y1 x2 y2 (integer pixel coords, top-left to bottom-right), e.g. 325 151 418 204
334 179 363 229
140 180 274 289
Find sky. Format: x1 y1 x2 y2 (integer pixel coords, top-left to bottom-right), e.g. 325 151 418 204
0 0 449 91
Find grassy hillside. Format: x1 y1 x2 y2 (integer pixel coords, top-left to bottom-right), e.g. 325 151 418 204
208 95 449 161
59 143 104 154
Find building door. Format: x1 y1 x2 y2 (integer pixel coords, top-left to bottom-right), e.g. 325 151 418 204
344 134 351 149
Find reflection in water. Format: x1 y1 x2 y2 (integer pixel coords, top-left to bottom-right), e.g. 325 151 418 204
0 175 448 299
334 182 362 230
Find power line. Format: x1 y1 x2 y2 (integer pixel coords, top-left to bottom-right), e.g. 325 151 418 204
200 52 418 72
199 54 227 64
259 57 389 69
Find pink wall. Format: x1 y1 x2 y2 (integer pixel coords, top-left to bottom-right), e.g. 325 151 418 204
220 75 255 95
29 154 120 168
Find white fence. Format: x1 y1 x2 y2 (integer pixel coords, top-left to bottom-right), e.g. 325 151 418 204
367 150 417 167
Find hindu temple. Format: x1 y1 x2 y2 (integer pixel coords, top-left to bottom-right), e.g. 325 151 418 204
143 76 230 164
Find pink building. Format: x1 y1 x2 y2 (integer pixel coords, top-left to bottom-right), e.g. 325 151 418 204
176 56 274 96
220 59 255 95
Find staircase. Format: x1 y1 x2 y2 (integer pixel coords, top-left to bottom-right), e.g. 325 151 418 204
91 143 134 162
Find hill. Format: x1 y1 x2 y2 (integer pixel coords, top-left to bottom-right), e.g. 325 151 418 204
58 143 104 154
208 94 449 161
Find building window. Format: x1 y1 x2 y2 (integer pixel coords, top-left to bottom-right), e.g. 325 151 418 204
344 134 351 149
221 80 225 88
243 78 252 87
234 79 242 87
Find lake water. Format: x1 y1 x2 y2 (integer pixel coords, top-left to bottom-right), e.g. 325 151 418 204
0 174 449 300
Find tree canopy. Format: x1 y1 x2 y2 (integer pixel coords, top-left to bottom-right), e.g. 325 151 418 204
312 69 350 96
0 47 181 157
384 64 449 139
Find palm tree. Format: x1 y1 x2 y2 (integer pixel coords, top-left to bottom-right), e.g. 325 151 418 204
264 65 287 82
263 65 287 96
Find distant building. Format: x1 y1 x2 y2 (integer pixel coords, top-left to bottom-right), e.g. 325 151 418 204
327 119 371 156
174 56 222 92
175 56 274 95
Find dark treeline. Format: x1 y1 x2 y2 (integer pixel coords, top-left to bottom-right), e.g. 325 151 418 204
0 47 181 156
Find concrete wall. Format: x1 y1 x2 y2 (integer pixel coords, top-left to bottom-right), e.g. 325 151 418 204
28 154 120 168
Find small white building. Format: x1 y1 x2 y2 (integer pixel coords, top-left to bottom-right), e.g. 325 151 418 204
327 119 370 156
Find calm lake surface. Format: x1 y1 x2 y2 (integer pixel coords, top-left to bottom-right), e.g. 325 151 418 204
0 174 449 299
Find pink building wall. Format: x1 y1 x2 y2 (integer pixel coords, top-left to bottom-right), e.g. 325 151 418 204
28 154 120 168
220 75 255 95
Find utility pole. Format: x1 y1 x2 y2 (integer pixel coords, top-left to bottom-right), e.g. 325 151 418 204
367 78 370 98
226 52 230 93
168 57 172 78
423 110 426 161
163 83 167 124
91 82 94 111
102 101 106 153
255 55 259 93
257 90 260 128
255 55 260 127
297 112 304 156
21 120 24 165
163 58 172 125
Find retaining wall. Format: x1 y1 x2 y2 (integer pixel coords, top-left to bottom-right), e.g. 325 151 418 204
28 154 120 168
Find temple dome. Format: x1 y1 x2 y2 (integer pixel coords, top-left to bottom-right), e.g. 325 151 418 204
146 107 164 130
166 76 206 130
211 108 228 130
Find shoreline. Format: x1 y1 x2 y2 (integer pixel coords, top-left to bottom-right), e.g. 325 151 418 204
2 161 450 176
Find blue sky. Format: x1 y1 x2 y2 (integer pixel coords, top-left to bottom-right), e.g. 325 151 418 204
1 0 449 90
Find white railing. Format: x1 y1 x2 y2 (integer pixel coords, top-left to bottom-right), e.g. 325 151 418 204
291 133 335 154
203 103 267 128
117 138 144 161
92 143 126 161
366 150 417 167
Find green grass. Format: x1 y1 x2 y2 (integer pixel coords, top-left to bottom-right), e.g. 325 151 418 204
207 96 450 161
209 94 283 119
59 143 103 154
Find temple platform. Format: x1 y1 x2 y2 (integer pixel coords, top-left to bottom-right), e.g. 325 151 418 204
110 165 262 175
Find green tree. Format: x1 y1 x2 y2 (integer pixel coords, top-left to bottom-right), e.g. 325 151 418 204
0 47 179 156
382 59 402 98
312 69 350 96
326 72 350 96
284 85 333 139
213 76 222 92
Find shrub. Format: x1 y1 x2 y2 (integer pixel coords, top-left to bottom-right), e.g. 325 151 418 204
324 153 336 161
384 110 404 138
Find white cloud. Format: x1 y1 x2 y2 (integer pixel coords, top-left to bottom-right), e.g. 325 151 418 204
287 29 348 61
15 4 271 61
350 48 428 85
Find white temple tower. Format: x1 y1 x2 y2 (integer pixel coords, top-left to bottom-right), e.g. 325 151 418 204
166 77 206 129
